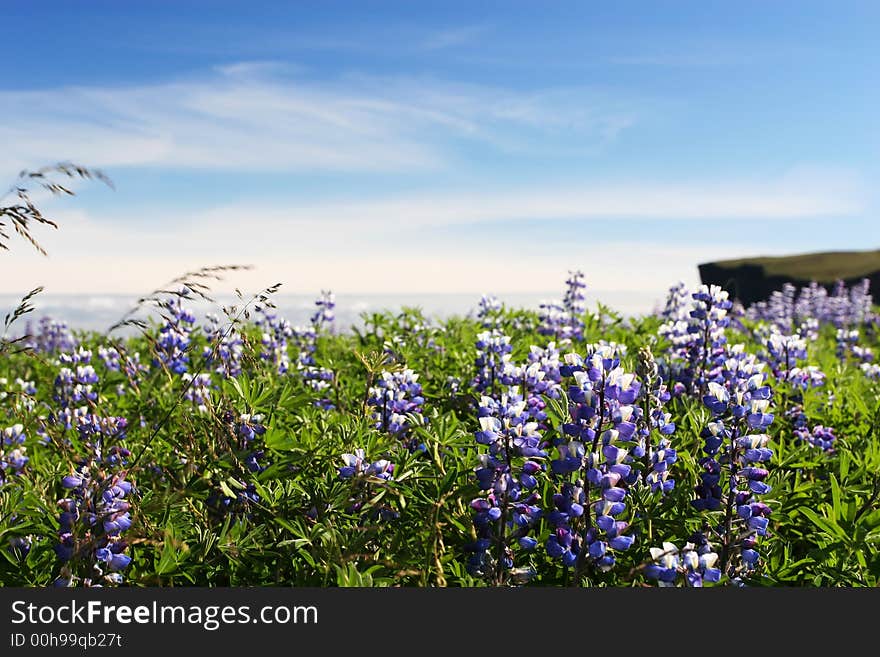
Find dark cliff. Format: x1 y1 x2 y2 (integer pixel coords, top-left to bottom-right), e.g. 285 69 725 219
698 249 880 306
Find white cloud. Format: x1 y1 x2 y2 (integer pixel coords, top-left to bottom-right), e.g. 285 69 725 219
422 25 490 50
0 68 631 174
187 169 863 231
0 220 719 300
0 66 867 305
1 168 862 298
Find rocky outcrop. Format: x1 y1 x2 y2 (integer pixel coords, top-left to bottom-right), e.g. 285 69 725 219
698 251 880 306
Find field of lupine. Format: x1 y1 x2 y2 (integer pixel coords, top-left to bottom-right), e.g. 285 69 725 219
2 270 880 588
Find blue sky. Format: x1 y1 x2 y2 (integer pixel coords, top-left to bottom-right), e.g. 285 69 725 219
2 1 877 308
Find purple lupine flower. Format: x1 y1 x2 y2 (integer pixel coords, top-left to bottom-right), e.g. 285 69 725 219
749 279 875 330
644 538 721 587
546 345 639 579
538 299 568 342
97 346 122 371
658 281 691 323
695 357 775 580
686 284 733 395
206 479 261 518
659 284 732 397
836 328 860 361
290 292 337 409
54 457 135 587
53 348 100 409
300 366 335 409
202 313 244 378
2 423 26 446
562 270 587 341
467 395 545 585
472 329 514 397
153 291 196 375
182 373 213 414
475 294 504 329
338 448 395 482
107 350 148 396
0 425 28 484
636 345 677 495
15 377 37 396
794 424 837 453
538 271 587 343
367 368 425 450
206 412 270 518
522 342 565 423
337 448 397 521
233 413 268 473
22 316 78 355
763 283 798 332
255 306 293 375
310 290 336 333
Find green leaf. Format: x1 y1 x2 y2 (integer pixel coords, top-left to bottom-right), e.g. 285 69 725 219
156 535 179 575
264 428 297 451
219 480 237 499
830 474 842 522
800 507 847 541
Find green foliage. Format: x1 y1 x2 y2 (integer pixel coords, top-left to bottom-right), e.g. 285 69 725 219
0 302 878 587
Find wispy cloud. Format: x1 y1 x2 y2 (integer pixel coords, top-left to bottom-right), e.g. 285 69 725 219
189 171 862 230
3 167 862 296
0 207 744 298
0 66 632 174
422 25 489 50
604 40 839 69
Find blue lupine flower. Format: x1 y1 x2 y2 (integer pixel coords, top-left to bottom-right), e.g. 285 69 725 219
310 290 336 333
658 281 691 322
562 270 587 341
22 316 78 355
836 328 861 361
255 306 293 375
337 449 398 522
94 345 146 395
202 313 244 378
475 294 504 329
695 351 775 579
203 412 270 518
292 292 337 409
234 413 269 474
748 278 875 330
73 414 129 454
545 345 639 579
98 346 122 371
0 425 28 485
659 284 732 397
636 345 677 495
53 349 99 409
794 424 837 453
472 329 514 397
54 458 134 587
153 292 196 375
338 448 395 482
467 395 545 585
538 271 587 342
367 368 425 450
760 326 826 391
644 539 721 587
182 373 213 414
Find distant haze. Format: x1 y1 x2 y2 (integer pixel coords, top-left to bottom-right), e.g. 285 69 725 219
0 289 665 335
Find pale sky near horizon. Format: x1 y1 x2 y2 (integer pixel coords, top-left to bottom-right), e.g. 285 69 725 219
1 2 878 310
